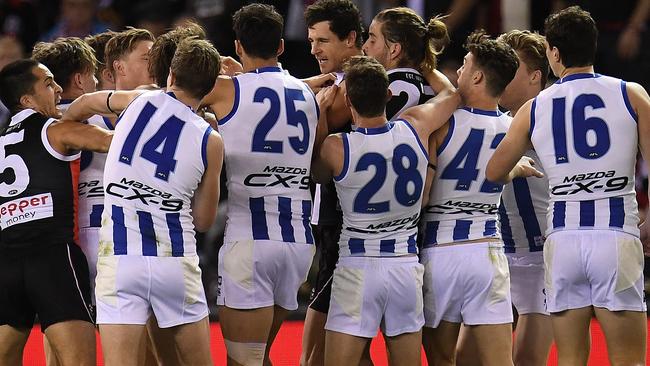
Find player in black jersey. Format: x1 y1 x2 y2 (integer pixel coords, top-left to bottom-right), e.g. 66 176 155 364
362 7 454 121
0 59 112 366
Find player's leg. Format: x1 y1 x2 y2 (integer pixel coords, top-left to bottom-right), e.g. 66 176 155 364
550 307 592 366
147 315 181 365
513 313 552 366
324 330 369 366
99 324 148 366
0 326 30 366
219 305 273 366
455 324 481 366
301 308 328 366
467 323 513 366
422 322 461 365
264 306 290 366
593 308 646 366
384 331 422 366
44 335 60 366
43 321 96 366
152 315 214 366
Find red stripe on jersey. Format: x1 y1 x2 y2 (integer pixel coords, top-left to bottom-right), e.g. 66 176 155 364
69 158 81 245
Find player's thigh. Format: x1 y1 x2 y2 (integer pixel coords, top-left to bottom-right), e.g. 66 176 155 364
513 313 553 366
218 305 275 342
550 307 592 366
385 330 422 366
0 325 30 364
468 323 513 366
324 330 369 366
594 307 646 365
301 308 328 366
45 320 96 366
422 321 461 363
164 316 213 366
99 324 148 366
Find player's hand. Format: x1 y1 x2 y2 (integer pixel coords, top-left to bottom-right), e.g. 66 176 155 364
303 73 336 93
220 56 243 77
512 156 544 179
316 84 338 111
617 27 641 60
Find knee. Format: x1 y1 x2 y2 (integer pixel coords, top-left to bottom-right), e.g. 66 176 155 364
224 339 266 366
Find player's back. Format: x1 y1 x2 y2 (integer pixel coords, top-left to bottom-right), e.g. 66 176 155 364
218 67 319 245
386 68 434 121
100 90 212 257
335 119 428 256
423 107 511 246
530 73 639 236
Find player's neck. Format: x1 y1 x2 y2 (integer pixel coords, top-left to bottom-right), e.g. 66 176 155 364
334 48 363 73
508 86 543 116
462 93 499 112
353 114 388 129
558 65 595 79
167 87 201 111
242 57 280 73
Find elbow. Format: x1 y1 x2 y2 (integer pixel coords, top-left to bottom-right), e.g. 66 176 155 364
101 134 113 153
485 164 507 185
194 217 213 233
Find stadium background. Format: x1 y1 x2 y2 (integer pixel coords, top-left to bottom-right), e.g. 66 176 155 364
1 0 649 364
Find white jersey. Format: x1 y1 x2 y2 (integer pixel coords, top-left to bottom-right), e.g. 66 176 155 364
100 90 212 257
499 149 548 253
219 66 319 245
530 73 639 237
335 120 427 256
422 107 511 246
59 100 112 229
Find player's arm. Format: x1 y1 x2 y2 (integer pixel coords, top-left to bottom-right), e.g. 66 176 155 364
486 99 541 183
326 80 353 132
302 73 337 94
312 85 338 163
192 131 224 232
423 68 455 95
62 90 145 122
628 82 650 249
312 134 344 184
201 76 236 121
47 120 113 154
399 87 460 139
421 130 443 208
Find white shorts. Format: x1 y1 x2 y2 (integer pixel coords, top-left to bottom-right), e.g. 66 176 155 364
325 255 424 338
422 242 513 328
95 255 209 328
507 251 548 315
79 227 99 304
216 240 315 310
544 230 646 313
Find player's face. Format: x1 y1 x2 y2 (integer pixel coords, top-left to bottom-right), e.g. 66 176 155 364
119 40 153 90
78 69 98 94
500 52 531 111
363 20 390 68
28 64 63 118
456 52 475 95
308 21 350 74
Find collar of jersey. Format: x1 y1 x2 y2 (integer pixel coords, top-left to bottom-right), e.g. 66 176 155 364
354 122 394 135
556 72 601 84
250 66 283 74
462 106 502 117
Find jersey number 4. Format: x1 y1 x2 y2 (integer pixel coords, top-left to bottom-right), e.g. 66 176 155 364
353 144 423 214
119 102 185 182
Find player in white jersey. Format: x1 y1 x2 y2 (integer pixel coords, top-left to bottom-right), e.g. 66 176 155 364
420 31 528 366
314 56 459 366
487 6 650 366
456 30 553 366
200 5 322 365
63 39 223 366
362 7 453 121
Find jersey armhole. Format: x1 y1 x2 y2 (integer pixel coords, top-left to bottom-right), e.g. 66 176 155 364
436 115 455 156
399 119 429 160
303 82 320 121
333 133 350 182
528 97 537 137
41 118 81 161
201 125 214 169
217 78 240 126
621 80 638 123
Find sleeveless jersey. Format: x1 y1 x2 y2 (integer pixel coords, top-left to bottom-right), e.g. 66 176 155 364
100 90 212 257
218 66 319 245
422 107 511 246
499 149 548 253
530 73 639 236
59 100 112 229
386 68 435 121
335 120 428 256
0 109 80 252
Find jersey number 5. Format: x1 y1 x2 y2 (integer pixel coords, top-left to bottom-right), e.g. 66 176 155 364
0 130 29 197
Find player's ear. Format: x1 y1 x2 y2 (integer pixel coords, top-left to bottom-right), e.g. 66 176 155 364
234 40 243 59
530 69 542 85
389 42 401 61
346 31 357 48
385 88 392 103
167 68 175 89
472 69 483 86
19 93 34 110
345 92 352 109
277 38 285 57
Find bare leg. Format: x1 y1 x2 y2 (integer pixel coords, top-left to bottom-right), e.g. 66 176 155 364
43 334 60 366
219 305 274 366
385 330 422 366
99 324 148 366
593 307 646 366
468 323 514 366
147 315 181 365
300 308 327 366
154 316 214 366
0 325 30 366
263 306 290 366
422 321 461 366
456 324 481 366
44 320 96 366
550 306 592 366
513 314 553 366
324 330 369 366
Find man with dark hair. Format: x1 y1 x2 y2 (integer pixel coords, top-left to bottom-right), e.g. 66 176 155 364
312 55 459 366
104 27 155 90
0 58 112 366
487 6 650 365
148 21 206 88
62 38 223 366
419 30 523 366
85 31 118 90
200 4 322 365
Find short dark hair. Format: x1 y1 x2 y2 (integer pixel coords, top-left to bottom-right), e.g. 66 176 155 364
32 37 97 91
544 6 597 68
0 59 40 114
498 30 549 88
232 4 283 60
305 0 364 49
149 21 206 87
464 30 519 97
344 56 389 117
375 8 449 73
105 27 154 76
85 30 118 74
170 39 220 99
